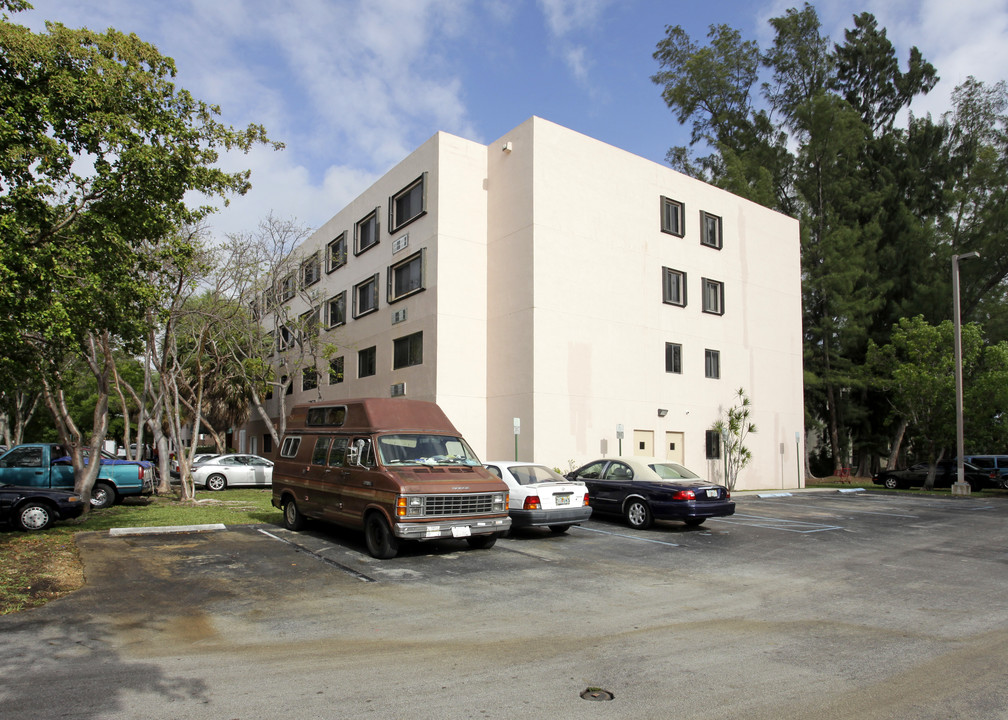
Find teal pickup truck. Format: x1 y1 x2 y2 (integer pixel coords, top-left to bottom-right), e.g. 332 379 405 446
0 443 153 509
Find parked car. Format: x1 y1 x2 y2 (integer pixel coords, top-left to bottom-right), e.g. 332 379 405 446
566 457 734 529
190 454 273 491
0 484 85 531
872 461 996 490
170 452 219 477
483 461 592 534
963 455 1008 489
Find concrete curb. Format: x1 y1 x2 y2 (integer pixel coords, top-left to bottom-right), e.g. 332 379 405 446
108 523 227 537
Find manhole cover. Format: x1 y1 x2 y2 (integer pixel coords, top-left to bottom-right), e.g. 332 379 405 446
581 688 615 701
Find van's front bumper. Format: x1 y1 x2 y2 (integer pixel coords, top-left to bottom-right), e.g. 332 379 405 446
394 516 511 540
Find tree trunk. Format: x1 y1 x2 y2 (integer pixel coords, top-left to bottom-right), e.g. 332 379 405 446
886 418 907 471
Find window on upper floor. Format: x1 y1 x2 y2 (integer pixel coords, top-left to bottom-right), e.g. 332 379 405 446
329 356 344 384
705 349 721 379
702 278 724 315
302 252 321 287
302 367 318 391
662 267 687 307
388 249 425 303
393 331 423 369
353 274 379 318
298 307 320 342
326 292 346 329
355 208 380 255
279 272 295 302
358 346 377 378
390 173 427 232
660 196 685 237
326 233 347 273
701 211 723 249
665 342 682 374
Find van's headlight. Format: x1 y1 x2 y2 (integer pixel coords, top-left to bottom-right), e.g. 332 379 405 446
397 495 424 517
492 492 507 512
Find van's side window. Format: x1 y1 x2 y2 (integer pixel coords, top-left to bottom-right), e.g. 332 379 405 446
328 437 349 467
280 436 301 458
312 437 331 466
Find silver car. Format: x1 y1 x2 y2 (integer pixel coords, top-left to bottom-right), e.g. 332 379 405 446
191 454 273 491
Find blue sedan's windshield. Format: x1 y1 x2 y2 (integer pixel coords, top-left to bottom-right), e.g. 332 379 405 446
377 434 482 466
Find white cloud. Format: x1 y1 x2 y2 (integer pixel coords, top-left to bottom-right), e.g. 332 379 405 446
534 0 614 88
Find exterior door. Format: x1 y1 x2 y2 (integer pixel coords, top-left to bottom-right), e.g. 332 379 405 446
633 430 653 457
665 432 684 464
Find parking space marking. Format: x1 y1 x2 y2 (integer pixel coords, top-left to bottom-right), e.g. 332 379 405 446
746 500 919 519
257 528 377 582
711 513 843 533
574 524 680 547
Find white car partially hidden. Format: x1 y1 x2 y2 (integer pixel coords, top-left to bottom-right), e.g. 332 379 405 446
191 453 274 491
483 461 591 534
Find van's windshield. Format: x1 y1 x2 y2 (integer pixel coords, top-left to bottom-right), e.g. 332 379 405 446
377 434 482 466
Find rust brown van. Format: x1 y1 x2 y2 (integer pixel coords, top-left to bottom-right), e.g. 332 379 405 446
271 398 511 558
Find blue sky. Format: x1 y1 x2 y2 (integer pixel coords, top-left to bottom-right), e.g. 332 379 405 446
16 0 1008 243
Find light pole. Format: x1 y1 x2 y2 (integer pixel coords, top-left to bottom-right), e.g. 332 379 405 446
952 251 980 496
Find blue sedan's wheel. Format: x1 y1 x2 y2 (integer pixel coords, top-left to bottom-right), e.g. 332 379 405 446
17 502 53 531
625 499 653 530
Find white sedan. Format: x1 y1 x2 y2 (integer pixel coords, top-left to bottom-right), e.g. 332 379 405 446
483 461 592 534
191 454 273 491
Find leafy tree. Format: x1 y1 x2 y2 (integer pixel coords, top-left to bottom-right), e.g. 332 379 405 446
712 388 757 491
0 7 279 506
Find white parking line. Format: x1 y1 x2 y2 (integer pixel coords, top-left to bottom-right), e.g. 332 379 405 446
748 501 918 519
574 524 680 547
711 513 843 533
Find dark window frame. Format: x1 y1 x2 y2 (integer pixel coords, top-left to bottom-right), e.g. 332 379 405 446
388 248 426 304
352 273 380 318
665 342 682 374
702 278 725 316
705 349 721 379
701 211 723 249
355 208 380 255
662 266 687 307
660 196 685 237
326 291 346 329
326 233 347 273
389 172 427 232
329 356 344 385
358 346 377 378
393 331 423 369
302 252 321 287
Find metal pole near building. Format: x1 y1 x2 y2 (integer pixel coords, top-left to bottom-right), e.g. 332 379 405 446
952 251 980 496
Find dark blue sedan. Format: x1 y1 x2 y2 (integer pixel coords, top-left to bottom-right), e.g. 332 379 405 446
0 484 86 531
567 457 734 529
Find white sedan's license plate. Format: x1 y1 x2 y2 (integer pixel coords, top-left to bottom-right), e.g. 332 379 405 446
706 489 719 498
555 495 571 505
451 526 472 538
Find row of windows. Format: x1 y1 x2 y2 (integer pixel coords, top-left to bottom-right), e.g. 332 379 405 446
665 343 721 379
273 249 426 353
661 195 723 249
294 331 424 393
662 267 724 315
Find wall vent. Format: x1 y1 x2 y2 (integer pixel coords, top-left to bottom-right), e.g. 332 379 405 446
392 233 409 254
392 308 407 325
390 382 406 397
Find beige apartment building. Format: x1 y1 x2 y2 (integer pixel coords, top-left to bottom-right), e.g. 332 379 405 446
243 116 804 491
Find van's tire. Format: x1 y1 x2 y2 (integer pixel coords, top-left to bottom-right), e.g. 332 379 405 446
466 533 498 550
206 474 227 491
364 513 399 559
91 482 116 509
282 497 306 531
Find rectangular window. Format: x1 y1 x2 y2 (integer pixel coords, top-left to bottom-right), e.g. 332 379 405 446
280 436 301 458
660 196 685 237
329 356 344 384
263 434 272 454
279 272 295 302
390 173 427 232
326 233 347 273
353 274 379 318
701 211 723 249
702 278 724 315
665 342 682 374
393 331 423 369
355 208 379 255
388 249 425 303
277 325 292 351
358 346 376 378
705 429 721 459
298 308 319 342
662 267 687 307
311 437 331 466
326 292 346 328
302 367 318 391
302 252 321 287
705 349 721 379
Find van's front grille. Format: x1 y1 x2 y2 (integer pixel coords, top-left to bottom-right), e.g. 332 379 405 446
419 493 497 517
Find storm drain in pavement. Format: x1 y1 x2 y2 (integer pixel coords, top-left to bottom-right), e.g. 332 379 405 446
581 688 614 701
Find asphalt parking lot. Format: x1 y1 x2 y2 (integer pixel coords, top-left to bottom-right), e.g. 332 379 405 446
3 490 1008 719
